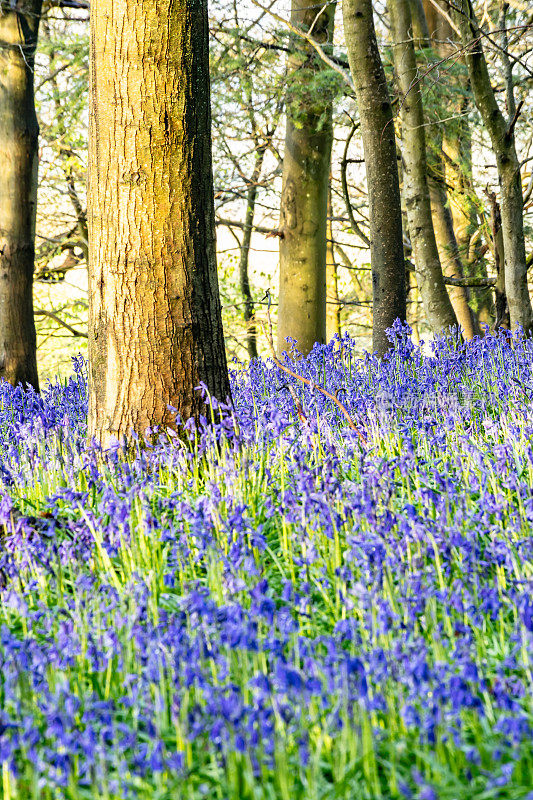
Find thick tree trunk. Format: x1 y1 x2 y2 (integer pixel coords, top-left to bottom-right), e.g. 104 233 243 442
88 0 230 445
342 0 407 356
389 0 457 334
277 1 335 356
0 1 41 390
451 0 532 333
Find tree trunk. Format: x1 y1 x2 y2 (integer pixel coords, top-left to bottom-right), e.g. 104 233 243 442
486 190 509 329
445 137 476 266
417 0 489 332
451 0 533 333
277 0 335 357
409 0 431 45
389 0 457 334
429 180 478 338
238 146 266 361
407 267 421 343
88 0 230 445
342 0 407 356
326 186 341 341
409 0 478 337
0 1 41 390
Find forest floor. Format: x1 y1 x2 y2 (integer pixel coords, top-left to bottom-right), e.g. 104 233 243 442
0 325 531 799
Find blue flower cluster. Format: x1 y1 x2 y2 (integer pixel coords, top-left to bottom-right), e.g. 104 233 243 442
0 327 531 799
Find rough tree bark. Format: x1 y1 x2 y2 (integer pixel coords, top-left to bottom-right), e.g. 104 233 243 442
451 0 532 333
277 0 335 356
342 0 407 356
389 0 457 334
88 0 230 444
0 0 42 390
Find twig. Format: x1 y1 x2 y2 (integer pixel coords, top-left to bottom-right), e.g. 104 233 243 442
340 116 370 247
424 0 461 35
35 310 88 338
215 217 280 237
444 277 496 288
47 0 90 8
405 259 496 287
506 98 524 141
261 291 366 444
286 384 308 424
250 0 355 93
384 24 532 141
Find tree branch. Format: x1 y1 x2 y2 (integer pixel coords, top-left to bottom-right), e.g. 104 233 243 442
260 291 367 443
405 259 496 286
35 310 87 338
250 0 355 93
340 118 370 247
216 217 280 237
506 98 524 141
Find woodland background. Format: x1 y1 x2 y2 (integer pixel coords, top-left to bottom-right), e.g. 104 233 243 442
31 0 533 381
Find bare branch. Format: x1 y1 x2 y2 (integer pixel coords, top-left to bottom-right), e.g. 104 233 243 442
506 98 525 142
260 291 367 443
340 117 370 247
35 310 87 338
250 0 355 93
216 217 280 237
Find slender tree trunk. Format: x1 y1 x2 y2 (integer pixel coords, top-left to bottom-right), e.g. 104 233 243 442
0 1 41 390
408 0 477 337
417 0 487 332
277 1 335 356
326 186 341 341
389 0 457 334
342 0 406 356
238 146 266 361
429 180 478 337
442 110 481 279
233 18 281 362
409 0 431 44
451 0 532 333
498 1 515 120
486 190 509 329
438 86 491 325
88 0 230 445
407 268 421 343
